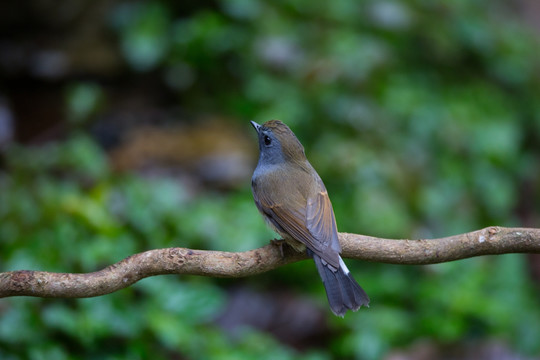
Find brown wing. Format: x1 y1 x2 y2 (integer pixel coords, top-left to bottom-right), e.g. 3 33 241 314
253 170 341 268
306 185 342 258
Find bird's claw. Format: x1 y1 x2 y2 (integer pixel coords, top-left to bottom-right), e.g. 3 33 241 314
270 238 286 258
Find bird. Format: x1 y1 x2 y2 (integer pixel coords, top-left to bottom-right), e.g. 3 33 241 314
250 119 369 317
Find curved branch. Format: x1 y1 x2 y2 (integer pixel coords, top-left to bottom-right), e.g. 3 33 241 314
1 226 539 298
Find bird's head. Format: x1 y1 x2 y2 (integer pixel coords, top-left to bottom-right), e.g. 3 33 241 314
251 120 306 165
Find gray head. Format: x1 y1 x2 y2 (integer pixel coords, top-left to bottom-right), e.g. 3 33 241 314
251 120 306 166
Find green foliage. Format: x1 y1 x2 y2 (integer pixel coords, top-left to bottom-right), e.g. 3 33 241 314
2 0 540 359
65 83 106 125
112 2 172 71
0 136 316 359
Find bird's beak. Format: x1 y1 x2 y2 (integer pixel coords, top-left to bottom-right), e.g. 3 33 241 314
250 121 261 133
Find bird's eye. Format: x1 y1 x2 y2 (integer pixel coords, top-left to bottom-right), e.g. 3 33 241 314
264 135 272 146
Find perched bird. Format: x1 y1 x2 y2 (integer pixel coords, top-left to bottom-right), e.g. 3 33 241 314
250 120 369 317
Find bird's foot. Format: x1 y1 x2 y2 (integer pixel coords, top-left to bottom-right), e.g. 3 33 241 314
270 238 287 258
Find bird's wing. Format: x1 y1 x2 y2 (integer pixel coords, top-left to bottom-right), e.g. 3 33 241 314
253 174 341 268
306 187 342 257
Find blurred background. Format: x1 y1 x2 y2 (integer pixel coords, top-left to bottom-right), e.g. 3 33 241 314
1 0 540 359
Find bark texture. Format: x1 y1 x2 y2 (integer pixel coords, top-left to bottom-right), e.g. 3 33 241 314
1 227 539 298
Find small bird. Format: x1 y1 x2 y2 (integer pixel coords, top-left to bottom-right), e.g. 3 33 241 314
250 120 369 317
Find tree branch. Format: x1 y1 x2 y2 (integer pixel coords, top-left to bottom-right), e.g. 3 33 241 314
1 226 539 298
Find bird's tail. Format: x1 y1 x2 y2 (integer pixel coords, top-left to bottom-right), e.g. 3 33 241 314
310 252 370 317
